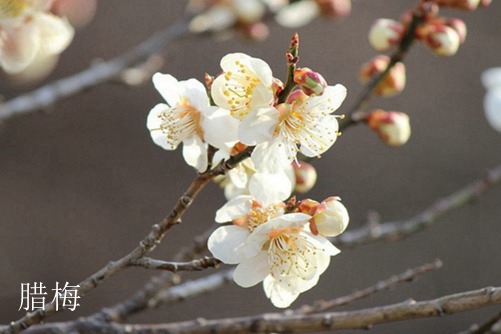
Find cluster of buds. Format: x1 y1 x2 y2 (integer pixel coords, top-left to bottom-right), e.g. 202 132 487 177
359 55 406 97
367 0 490 58
188 0 352 39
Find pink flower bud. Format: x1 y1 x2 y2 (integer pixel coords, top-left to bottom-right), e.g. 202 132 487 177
240 22 269 42
480 0 492 7
359 55 406 97
310 197 349 237
367 110 411 147
420 23 461 56
316 0 351 18
292 161 318 193
434 0 480 10
445 18 467 44
293 67 328 96
368 18 404 52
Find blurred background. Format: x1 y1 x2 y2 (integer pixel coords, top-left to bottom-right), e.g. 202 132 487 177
0 1 500 333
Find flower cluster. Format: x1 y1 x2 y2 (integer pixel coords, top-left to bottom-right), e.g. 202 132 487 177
147 35 349 307
208 195 349 307
0 0 75 75
187 0 352 39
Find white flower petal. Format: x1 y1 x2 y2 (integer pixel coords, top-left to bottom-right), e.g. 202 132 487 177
249 171 292 206
152 73 182 106
299 115 339 157
275 0 319 28
182 78 210 112
233 251 269 287
0 24 39 73
484 88 501 132
251 137 292 173
147 104 177 150
182 135 208 172
208 225 250 264
263 275 300 308
239 107 279 145
215 195 253 222
34 13 74 56
202 107 240 149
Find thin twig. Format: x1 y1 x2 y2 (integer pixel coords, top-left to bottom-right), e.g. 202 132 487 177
293 259 443 315
0 20 190 121
458 311 501 334
335 164 501 248
19 286 501 334
130 256 221 272
338 9 424 132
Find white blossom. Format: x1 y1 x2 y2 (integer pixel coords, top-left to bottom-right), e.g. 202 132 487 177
147 73 239 172
0 0 74 74
240 86 347 173
211 52 274 119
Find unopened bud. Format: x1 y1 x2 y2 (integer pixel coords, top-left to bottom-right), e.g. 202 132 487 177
310 197 349 237
368 18 404 52
292 161 318 193
367 109 411 147
294 67 328 96
419 23 461 56
480 0 492 7
434 0 480 10
316 0 351 18
445 18 467 44
359 55 406 97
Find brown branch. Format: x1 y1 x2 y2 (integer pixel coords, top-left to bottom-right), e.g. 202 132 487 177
293 259 443 315
19 286 501 334
334 163 501 248
0 20 190 121
130 256 221 272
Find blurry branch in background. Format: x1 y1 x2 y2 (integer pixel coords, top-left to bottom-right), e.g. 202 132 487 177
20 286 501 334
458 311 501 334
130 256 221 272
335 163 501 248
0 19 190 121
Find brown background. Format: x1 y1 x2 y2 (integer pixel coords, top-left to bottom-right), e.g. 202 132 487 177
1 1 500 333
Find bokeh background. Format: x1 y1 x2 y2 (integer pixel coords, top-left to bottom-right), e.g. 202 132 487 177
1 1 500 333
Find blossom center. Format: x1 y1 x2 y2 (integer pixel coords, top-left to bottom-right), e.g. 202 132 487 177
156 97 204 148
233 201 284 232
0 0 28 18
222 60 261 117
266 228 321 283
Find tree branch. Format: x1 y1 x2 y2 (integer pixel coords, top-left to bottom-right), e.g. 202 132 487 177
0 20 190 121
130 256 221 272
19 286 501 333
293 259 443 315
334 164 501 248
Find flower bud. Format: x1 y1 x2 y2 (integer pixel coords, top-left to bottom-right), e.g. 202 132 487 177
434 0 480 10
420 23 461 56
240 22 269 41
359 55 406 97
480 0 492 7
294 67 328 96
292 161 318 193
368 18 404 52
367 109 411 147
445 18 467 44
316 0 351 18
310 197 349 237
482 68 501 132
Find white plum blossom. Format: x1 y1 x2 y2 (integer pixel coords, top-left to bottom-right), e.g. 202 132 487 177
239 86 347 173
208 195 341 308
217 158 295 206
211 52 274 119
147 73 239 172
482 67 501 132
0 0 74 74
